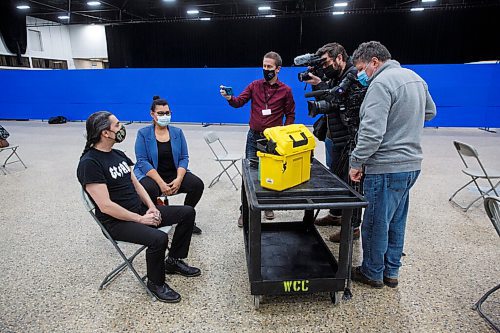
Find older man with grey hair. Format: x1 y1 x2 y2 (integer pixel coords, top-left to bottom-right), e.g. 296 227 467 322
348 41 436 289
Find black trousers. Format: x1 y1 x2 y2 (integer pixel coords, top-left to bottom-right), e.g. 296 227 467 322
328 143 362 229
329 146 348 217
105 204 195 286
140 172 204 208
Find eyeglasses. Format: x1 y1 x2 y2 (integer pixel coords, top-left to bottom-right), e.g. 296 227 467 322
156 111 171 116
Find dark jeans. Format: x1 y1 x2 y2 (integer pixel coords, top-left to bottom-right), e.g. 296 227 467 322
245 129 265 160
240 129 265 214
105 204 195 286
140 172 204 208
329 145 347 217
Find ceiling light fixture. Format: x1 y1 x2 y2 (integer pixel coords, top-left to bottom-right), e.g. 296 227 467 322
16 5 30 9
258 6 271 11
264 14 275 18
162 0 176 2
87 1 101 6
422 0 437 2
200 17 211 21
410 7 425 11
332 11 345 15
187 9 199 15
58 15 70 19
334 2 348 7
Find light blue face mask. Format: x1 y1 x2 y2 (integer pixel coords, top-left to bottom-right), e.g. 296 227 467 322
357 70 369 87
157 115 171 127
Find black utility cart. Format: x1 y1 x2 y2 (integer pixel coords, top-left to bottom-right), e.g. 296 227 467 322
242 159 368 309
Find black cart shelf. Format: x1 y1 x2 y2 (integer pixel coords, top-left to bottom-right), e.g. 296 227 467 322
241 158 368 309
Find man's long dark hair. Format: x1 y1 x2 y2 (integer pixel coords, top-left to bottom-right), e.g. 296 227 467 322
80 111 112 159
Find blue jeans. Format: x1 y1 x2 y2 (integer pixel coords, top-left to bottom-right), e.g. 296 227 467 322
245 129 265 159
325 137 333 169
361 170 420 281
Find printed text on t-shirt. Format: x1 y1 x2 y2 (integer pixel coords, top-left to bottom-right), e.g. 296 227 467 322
109 161 131 179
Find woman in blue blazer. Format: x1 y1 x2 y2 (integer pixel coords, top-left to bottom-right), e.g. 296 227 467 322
134 96 204 234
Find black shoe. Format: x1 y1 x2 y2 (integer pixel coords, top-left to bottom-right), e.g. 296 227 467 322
165 258 201 277
147 280 181 303
192 223 202 235
351 266 384 289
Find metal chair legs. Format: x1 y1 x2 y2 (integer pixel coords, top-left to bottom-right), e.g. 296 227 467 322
208 160 241 190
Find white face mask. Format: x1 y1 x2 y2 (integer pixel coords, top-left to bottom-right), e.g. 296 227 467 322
157 115 171 127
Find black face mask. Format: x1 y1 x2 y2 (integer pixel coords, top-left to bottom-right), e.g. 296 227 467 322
323 64 340 79
263 69 276 82
110 126 126 143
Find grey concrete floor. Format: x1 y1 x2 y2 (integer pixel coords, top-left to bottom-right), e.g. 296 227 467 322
0 121 499 333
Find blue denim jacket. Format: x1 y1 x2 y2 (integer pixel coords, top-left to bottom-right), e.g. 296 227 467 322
134 124 189 181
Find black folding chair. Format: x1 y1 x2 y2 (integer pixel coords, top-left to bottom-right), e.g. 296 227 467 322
81 188 171 300
449 141 500 211
203 131 242 190
473 196 500 332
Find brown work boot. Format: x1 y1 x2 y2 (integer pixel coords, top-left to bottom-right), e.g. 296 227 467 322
264 210 275 220
314 214 342 226
383 276 399 288
328 227 360 243
237 214 243 228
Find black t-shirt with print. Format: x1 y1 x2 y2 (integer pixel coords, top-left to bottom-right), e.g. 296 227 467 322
77 148 142 222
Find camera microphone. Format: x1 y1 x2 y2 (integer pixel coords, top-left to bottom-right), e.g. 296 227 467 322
293 53 315 66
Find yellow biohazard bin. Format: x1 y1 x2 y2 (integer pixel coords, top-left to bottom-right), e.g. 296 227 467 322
257 124 316 191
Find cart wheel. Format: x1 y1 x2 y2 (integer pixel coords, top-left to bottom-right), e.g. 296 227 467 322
330 291 342 305
253 295 261 310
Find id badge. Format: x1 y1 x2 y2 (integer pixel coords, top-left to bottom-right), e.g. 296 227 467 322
262 108 272 116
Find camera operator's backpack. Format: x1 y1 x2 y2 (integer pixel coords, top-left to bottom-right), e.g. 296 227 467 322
312 115 327 142
48 116 67 124
0 125 10 148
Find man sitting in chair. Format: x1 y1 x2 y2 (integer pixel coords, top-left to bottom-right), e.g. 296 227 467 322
77 111 201 303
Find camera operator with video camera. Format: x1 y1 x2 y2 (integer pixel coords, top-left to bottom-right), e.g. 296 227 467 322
300 43 367 243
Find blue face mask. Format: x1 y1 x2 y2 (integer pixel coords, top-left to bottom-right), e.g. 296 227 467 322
357 70 369 87
157 115 171 127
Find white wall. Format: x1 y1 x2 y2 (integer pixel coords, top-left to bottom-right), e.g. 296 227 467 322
69 24 107 59
0 16 109 69
73 59 106 69
0 35 11 55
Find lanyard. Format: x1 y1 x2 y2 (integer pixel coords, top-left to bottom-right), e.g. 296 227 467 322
262 83 279 109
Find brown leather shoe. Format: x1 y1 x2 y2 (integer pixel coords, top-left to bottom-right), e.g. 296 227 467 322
237 214 243 228
351 266 384 289
328 227 360 243
314 214 342 226
383 276 398 288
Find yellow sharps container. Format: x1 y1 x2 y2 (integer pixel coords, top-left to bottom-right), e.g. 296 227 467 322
257 124 316 191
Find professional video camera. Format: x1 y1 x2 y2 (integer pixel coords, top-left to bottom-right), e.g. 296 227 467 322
293 53 326 82
305 72 357 118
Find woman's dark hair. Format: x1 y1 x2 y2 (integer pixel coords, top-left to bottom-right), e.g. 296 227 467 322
81 111 112 158
150 95 169 112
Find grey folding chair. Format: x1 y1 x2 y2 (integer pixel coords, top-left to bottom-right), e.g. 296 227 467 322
203 131 242 190
449 141 500 211
81 188 171 300
0 145 27 175
473 196 500 333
